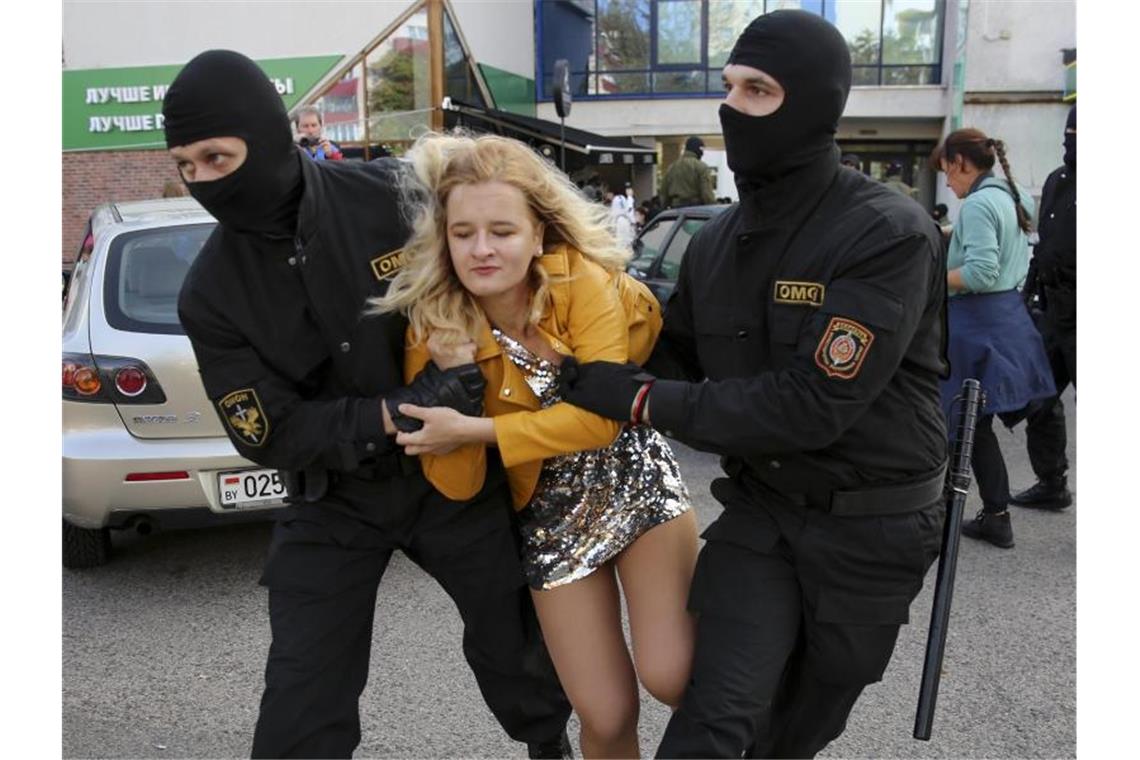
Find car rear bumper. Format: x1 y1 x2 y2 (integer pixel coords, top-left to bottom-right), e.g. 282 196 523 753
63 417 285 529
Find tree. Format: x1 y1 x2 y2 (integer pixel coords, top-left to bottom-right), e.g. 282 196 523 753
655 0 701 64
367 45 429 141
849 27 881 66
882 7 939 85
369 48 416 113
597 0 650 70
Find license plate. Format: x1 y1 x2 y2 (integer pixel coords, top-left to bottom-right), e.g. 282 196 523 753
218 468 288 509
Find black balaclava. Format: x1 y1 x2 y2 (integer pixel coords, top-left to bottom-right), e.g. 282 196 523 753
720 10 852 187
1063 105 1076 170
684 135 705 159
162 50 302 237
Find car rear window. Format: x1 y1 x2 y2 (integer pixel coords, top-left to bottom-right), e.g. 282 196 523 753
103 223 215 335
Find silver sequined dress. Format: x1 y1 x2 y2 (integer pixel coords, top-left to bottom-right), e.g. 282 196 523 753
492 328 692 591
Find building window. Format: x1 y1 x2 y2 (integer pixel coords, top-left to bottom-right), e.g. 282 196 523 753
769 0 824 11
366 9 432 143
655 0 703 66
597 0 651 95
832 0 883 86
301 1 490 155
444 10 487 106
537 0 943 99
708 1 764 69
881 0 942 85
314 62 366 144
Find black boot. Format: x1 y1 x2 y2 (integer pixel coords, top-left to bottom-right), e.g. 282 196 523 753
528 730 573 759
961 509 1014 548
1010 477 1073 511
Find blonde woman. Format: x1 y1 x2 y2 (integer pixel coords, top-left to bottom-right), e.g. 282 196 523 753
372 133 698 759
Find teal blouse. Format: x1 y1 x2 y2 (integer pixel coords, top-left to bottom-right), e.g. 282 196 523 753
947 174 1036 295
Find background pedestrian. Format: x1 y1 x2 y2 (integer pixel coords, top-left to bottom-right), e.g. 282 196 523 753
294 104 343 161
932 127 1057 548
881 160 918 199
610 181 636 246
661 136 715 208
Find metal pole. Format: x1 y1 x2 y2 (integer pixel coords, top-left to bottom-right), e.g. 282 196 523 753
560 118 566 173
428 0 444 132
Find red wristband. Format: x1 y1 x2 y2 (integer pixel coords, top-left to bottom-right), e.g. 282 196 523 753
630 381 653 425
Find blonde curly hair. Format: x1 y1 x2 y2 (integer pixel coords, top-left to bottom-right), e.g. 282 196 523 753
369 131 630 344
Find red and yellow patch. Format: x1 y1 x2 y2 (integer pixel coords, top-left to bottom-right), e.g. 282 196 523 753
814 317 874 380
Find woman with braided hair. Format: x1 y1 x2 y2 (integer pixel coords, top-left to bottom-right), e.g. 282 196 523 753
931 128 1056 548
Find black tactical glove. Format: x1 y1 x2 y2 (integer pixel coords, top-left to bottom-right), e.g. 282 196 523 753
385 361 486 432
558 357 656 422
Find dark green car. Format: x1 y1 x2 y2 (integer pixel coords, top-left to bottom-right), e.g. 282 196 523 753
626 204 728 306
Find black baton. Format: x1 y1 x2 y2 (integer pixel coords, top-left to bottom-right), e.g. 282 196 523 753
914 378 985 740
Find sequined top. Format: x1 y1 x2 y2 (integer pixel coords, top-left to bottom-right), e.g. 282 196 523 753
491 328 692 590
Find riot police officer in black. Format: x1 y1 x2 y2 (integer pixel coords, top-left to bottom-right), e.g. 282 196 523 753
559 12 948 758
1012 105 1076 511
164 50 571 759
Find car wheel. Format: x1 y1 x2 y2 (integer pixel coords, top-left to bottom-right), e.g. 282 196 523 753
62 520 111 569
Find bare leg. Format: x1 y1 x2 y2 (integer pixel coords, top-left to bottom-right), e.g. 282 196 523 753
615 510 699 707
531 566 641 759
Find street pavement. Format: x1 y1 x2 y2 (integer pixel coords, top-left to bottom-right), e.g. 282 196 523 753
62 390 1076 759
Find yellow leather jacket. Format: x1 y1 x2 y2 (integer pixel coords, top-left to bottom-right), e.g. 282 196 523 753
403 243 662 508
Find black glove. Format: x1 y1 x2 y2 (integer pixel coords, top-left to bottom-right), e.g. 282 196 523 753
558 357 655 422
385 361 486 432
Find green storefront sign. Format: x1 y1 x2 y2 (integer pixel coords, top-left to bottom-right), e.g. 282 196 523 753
63 56 342 151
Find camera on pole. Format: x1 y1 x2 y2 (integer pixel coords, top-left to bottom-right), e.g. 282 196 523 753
552 59 572 172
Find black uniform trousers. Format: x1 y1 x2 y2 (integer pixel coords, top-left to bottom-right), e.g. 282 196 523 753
250 469 571 758
657 476 942 759
1024 301 1076 484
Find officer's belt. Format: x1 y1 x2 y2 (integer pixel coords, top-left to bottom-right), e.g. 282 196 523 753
290 451 420 503
735 462 947 517
348 450 420 481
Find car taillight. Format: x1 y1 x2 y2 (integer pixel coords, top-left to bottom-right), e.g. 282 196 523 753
114 366 147 397
62 361 78 388
73 366 103 396
62 353 167 404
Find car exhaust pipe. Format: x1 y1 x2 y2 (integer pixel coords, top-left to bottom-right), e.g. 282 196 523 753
133 517 155 536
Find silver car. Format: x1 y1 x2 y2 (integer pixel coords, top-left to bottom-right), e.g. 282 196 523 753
62 198 286 568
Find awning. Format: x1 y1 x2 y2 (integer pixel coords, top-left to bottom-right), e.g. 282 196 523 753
441 98 657 170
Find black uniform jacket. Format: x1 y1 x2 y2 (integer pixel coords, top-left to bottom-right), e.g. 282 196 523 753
178 154 411 474
648 151 949 499
1034 165 1075 289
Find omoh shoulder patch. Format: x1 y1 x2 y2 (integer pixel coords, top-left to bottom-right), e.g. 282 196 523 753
218 388 269 446
371 248 405 281
773 280 825 306
814 317 875 380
